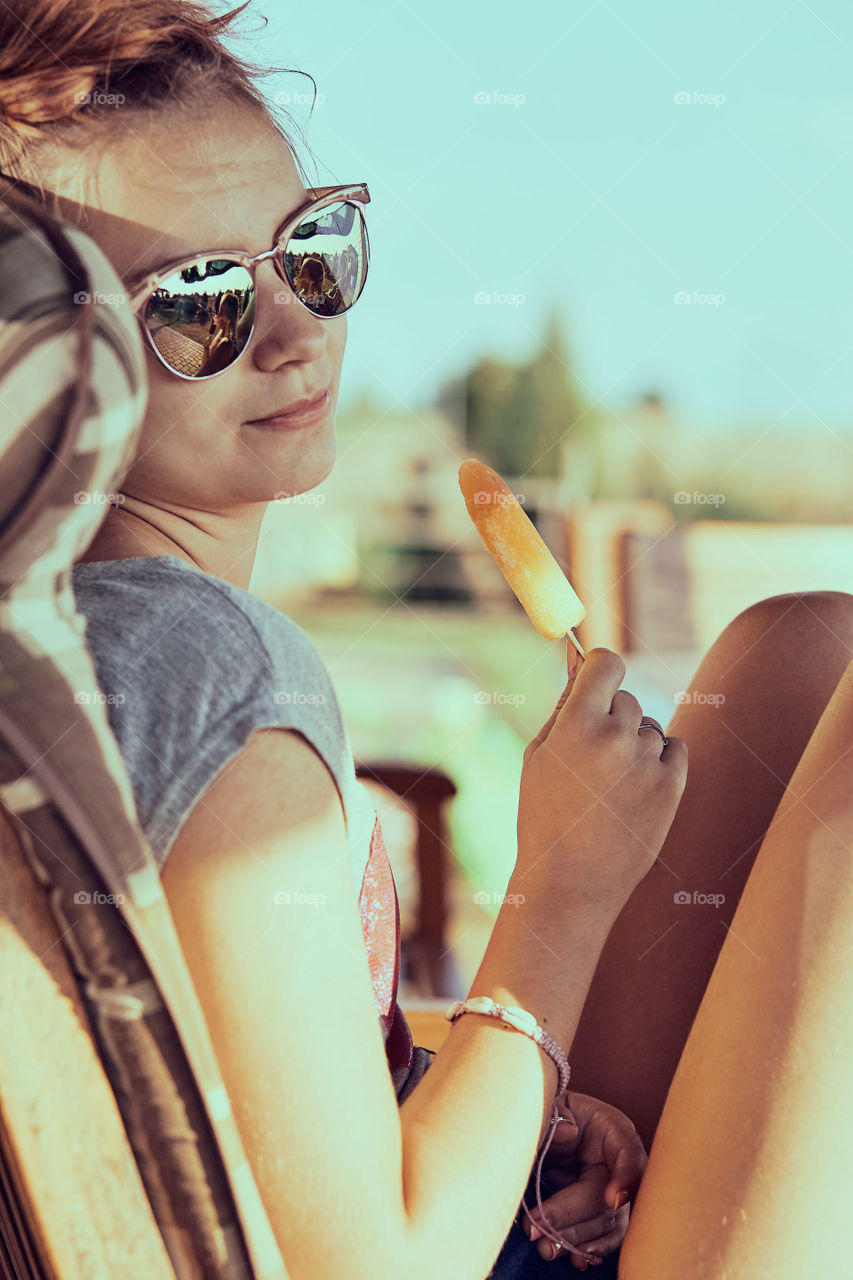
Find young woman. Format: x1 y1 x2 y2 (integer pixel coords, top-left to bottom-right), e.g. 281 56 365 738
2 3 851 1277
201 289 242 374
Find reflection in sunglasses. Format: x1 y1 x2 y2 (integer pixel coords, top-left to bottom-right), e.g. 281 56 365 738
147 271 253 376
141 199 368 377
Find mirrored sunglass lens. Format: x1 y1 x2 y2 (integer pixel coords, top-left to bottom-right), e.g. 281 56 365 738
143 260 254 376
283 201 368 317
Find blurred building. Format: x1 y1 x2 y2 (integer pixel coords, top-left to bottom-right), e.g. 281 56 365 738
251 391 853 662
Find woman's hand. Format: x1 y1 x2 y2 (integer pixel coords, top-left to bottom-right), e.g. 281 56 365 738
516 646 688 916
522 1090 647 1269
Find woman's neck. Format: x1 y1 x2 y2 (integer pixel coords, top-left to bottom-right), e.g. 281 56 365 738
76 502 260 591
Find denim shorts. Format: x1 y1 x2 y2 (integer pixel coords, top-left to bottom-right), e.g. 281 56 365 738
487 1170 622 1278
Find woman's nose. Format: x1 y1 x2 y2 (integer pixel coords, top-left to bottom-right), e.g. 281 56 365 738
249 265 328 370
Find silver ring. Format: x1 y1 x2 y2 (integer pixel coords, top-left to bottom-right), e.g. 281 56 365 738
638 717 668 747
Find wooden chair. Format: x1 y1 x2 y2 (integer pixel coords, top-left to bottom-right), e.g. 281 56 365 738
355 761 464 1001
0 181 289 1278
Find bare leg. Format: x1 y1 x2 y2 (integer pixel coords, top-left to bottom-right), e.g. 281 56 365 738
618 646 853 1278
567 591 853 1152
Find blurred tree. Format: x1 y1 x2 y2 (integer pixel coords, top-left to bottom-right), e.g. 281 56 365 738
449 356 521 472
436 309 592 477
520 311 590 477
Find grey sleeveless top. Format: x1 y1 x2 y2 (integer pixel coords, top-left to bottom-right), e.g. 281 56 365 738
71 553 433 1101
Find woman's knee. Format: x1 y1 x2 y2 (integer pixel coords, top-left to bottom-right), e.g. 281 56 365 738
724 590 853 655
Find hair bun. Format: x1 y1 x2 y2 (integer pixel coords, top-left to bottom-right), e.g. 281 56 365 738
0 2 313 183
0 69 98 137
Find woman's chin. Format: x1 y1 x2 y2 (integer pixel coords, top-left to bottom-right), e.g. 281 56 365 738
267 453 336 505
239 420 336 504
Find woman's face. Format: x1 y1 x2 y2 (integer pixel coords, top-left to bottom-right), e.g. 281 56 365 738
51 102 347 510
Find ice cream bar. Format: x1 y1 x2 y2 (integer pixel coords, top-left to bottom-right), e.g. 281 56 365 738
459 459 586 656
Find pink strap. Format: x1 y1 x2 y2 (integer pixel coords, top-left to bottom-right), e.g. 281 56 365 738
445 998 602 1264
518 1103 602 1265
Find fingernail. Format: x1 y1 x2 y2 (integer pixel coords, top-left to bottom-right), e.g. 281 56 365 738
527 1211 546 1241
613 1190 629 1210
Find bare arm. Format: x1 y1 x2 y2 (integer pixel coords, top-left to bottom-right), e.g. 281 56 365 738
161 727 610 1279
161 651 686 1280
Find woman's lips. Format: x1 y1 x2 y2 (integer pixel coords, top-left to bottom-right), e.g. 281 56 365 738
244 389 331 431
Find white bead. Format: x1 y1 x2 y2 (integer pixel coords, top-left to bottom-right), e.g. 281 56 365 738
501 1007 539 1036
443 995 559 1061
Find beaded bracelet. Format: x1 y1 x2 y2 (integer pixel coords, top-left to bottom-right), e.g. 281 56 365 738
444 996 602 1266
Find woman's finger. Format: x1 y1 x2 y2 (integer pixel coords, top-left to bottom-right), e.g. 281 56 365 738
567 639 581 678
609 688 643 727
602 1123 648 1210
569 1216 629 1269
567 647 628 719
635 713 666 746
571 1223 625 1264
536 1204 626 1259
557 1204 627 1250
526 1171 609 1242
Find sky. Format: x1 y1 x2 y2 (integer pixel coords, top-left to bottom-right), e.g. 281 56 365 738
230 0 853 432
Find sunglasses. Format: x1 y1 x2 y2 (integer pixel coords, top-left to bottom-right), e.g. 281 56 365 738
125 183 370 380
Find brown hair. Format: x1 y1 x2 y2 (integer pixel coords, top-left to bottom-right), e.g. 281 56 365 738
0 0 315 194
296 255 326 292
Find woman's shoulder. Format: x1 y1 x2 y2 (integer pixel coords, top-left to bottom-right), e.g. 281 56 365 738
71 553 356 864
72 553 331 692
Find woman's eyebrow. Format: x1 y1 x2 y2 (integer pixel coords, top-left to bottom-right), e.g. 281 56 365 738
129 191 317 280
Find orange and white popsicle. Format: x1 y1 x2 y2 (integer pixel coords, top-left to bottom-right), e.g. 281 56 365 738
459 459 586 656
